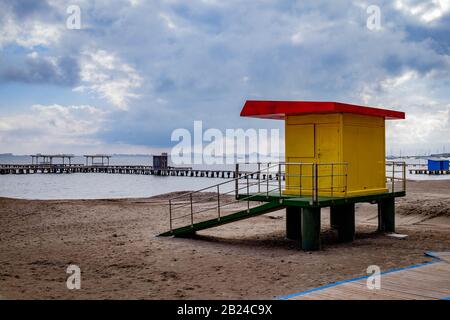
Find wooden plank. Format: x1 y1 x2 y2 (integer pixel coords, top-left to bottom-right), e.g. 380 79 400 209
287 259 450 300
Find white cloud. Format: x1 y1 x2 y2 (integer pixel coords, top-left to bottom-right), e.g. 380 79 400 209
0 104 168 154
360 69 440 108
354 65 450 155
159 12 177 30
394 0 450 23
128 0 142 7
0 13 62 49
157 10 195 35
387 105 450 154
74 50 143 110
290 17 337 46
0 104 106 153
381 70 419 89
290 32 304 45
1 1 449 154
30 104 106 135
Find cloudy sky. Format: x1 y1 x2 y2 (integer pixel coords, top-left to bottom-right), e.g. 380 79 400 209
0 0 449 156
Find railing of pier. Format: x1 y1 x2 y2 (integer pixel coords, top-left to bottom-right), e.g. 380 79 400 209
166 162 349 233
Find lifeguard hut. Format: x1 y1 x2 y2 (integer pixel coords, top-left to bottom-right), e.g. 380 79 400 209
240 101 405 197
160 101 407 251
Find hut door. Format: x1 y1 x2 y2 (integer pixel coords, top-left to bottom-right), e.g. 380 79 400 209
316 124 340 195
285 122 340 195
285 124 315 194
316 124 339 162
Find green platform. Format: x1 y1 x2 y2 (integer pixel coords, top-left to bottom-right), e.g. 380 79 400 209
236 191 406 208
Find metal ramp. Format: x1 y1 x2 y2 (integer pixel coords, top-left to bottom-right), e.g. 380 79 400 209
158 201 284 237
158 163 287 237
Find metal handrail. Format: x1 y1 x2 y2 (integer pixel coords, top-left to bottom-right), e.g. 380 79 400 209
167 163 280 202
167 161 350 233
170 177 274 210
385 161 406 193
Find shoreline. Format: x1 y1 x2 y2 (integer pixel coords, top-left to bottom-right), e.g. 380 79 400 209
1 177 450 202
0 191 192 202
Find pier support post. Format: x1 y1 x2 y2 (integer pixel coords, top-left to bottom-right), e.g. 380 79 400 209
331 204 355 242
286 207 301 241
378 198 395 232
301 207 321 251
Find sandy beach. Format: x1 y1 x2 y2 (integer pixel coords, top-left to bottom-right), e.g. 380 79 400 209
0 180 449 300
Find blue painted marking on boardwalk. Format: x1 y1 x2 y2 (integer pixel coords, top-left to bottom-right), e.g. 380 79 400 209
442 297 450 300
278 259 441 300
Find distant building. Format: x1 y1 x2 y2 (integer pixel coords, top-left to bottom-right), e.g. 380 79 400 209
153 153 168 170
428 159 450 171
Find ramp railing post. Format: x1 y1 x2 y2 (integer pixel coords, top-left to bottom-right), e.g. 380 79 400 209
278 163 282 197
247 175 250 212
190 193 194 227
169 199 172 232
331 163 334 197
402 162 406 192
235 163 239 199
345 164 348 197
258 162 261 193
313 163 319 204
309 164 312 202
217 185 221 221
392 162 395 194
299 163 302 196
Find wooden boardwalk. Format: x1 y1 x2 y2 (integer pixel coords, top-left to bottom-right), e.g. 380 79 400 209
281 252 450 300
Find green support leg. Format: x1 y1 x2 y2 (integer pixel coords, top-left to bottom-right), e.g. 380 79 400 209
330 207 339 229
331 204 355 242
378 198 395 232
286 207 302 241
301 207 321 251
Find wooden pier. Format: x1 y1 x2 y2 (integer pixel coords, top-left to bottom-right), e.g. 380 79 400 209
0 164 284 180
409 169 450 175
31 154 74 165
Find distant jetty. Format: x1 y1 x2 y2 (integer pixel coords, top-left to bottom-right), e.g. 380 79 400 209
0 163 282 180
0 153 277 180
409 159 450 175
2 154 449 177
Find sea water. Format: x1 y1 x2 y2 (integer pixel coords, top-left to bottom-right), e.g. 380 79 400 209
0 155 448 200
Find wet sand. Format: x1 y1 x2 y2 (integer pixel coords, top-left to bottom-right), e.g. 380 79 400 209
0 180 449 299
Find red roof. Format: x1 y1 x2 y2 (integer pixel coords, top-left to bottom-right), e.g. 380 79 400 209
240 101 405 120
